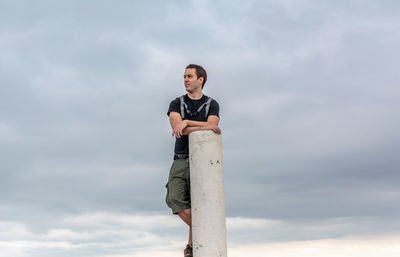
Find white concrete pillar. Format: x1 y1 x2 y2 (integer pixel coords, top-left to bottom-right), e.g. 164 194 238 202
189 130 227 257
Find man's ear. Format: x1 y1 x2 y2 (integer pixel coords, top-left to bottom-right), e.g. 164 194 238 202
198 77 204 84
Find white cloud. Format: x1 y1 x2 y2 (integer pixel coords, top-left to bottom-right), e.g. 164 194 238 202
228 235 400 257
2 212 400 257
227 216 281 229
0 222 32 240
0 213 182 256
60 212 181 230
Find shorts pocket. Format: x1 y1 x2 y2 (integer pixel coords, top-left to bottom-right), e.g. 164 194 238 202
165 183 170 206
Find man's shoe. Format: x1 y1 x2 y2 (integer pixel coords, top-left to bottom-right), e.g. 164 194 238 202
184 244 193 257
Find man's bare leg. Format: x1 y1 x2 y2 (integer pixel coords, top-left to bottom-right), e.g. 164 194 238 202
178 208 192 245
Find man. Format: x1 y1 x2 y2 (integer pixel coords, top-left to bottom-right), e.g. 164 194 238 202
166 64 221 257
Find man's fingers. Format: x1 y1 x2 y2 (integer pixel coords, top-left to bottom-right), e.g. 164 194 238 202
173 127 180 138
173 129 180 139
208 125 221 134
176 125 183 138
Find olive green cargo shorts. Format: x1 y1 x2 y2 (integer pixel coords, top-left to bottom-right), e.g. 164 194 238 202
165 158 191 214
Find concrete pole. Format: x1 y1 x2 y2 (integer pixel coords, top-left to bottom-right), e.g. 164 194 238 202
189 130 227 257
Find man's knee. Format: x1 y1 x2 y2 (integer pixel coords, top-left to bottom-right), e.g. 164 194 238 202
178 208 192 225
178 208 191 216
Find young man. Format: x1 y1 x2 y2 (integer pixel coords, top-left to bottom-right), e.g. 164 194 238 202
166 64 221 257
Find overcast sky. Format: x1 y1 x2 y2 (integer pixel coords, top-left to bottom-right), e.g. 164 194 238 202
1 0 400 256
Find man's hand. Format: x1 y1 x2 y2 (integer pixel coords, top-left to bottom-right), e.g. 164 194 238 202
205 124 221 134
169 112 221 138
181 124 221 136
172 120 188 139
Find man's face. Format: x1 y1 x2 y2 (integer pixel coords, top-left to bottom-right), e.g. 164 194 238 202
184 68 203 93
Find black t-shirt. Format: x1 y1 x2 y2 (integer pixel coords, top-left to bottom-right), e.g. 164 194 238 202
167 94 220 159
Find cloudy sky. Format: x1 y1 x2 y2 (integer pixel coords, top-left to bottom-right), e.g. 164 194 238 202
1 0 400 256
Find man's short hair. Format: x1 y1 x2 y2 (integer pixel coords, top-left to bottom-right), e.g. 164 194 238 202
186 64 207 88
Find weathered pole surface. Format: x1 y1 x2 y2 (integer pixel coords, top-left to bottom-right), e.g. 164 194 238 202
189 130 227 257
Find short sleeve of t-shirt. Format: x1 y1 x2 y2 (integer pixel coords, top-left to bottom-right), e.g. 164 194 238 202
167 98 180 116
208 99 220 118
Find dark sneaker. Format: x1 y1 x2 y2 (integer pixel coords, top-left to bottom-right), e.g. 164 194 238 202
184 244 193 257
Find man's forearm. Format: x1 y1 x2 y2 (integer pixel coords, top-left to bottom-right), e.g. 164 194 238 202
182 123 221 135
185 120 208 127
173 116 220 138
182 126 210 135
182 126 199 135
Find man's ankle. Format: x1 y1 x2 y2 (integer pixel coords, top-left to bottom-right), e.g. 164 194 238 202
184 244 193 257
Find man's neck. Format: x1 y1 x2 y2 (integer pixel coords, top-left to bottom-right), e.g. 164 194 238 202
187 91 203 100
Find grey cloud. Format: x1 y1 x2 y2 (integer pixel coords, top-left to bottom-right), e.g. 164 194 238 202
1 0 400 256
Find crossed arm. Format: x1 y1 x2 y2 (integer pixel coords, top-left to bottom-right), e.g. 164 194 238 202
169 112 221 139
